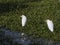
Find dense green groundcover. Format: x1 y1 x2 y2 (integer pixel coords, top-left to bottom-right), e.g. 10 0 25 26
0 0 60 41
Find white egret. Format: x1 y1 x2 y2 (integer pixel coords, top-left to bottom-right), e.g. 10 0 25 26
21 15 27 27
46 19 54 32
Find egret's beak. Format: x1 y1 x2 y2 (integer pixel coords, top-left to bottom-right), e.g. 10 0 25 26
21 16 22 17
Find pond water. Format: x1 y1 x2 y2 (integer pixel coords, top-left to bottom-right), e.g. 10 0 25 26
0 27 60 45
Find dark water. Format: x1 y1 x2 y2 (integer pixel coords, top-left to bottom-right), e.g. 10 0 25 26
0 27 60 45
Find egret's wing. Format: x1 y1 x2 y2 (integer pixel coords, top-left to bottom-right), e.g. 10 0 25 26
22 16 27 27
47 21 54 32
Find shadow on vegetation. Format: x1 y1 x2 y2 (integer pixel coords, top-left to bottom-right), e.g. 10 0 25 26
0 0 42 14
0 2 29 14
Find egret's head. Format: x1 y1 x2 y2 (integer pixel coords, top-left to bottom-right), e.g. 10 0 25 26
21 15 24 17
46 19 50 22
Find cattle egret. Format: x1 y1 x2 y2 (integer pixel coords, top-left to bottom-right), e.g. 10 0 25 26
46 19 54 32
21 15 27 27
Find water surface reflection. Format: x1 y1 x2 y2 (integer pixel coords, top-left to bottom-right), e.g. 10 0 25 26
0 27 60 45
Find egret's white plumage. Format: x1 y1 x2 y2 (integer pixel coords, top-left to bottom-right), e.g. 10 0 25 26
46 19 54 32
21 15 27 27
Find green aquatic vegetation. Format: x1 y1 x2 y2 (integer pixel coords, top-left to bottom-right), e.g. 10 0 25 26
0 0 60 41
